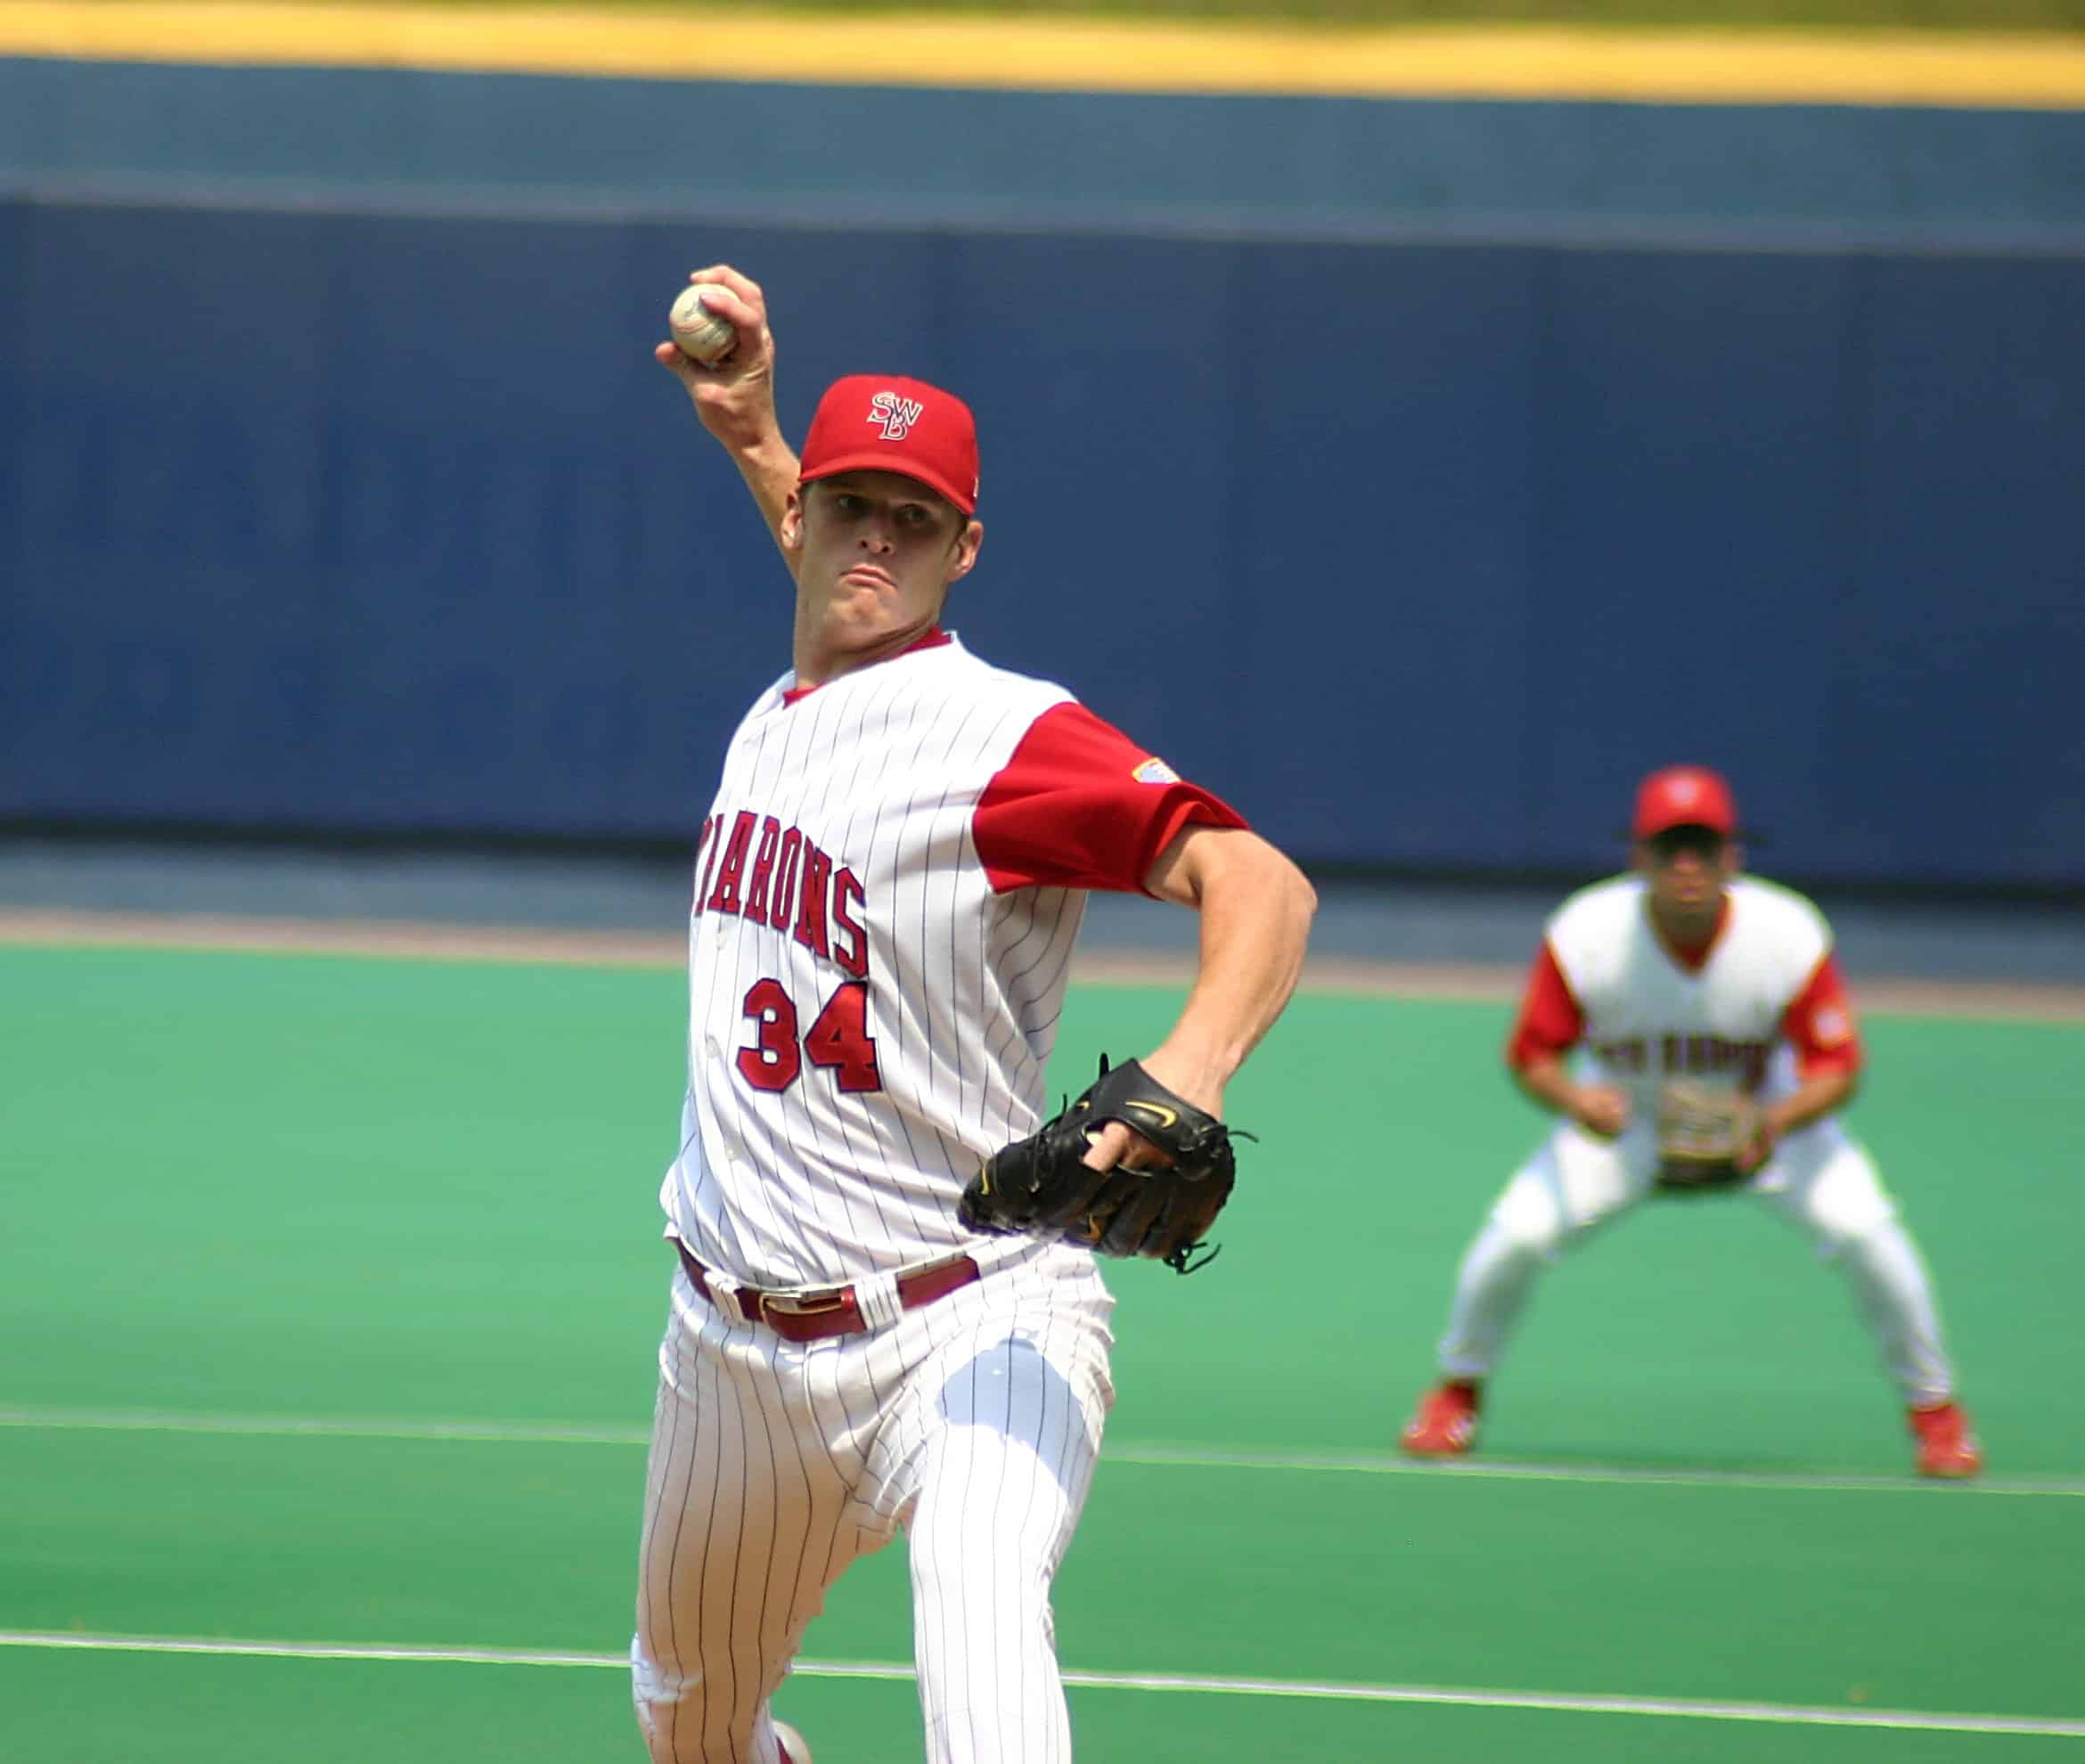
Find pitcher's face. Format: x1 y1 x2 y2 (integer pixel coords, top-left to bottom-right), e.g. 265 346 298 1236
785 471 981 647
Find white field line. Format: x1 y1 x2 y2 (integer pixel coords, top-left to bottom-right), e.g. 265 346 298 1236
1 1630 2080 1739
4 909 2082 1021
0 1408 653 1447
4 1407 2081 1498
1109 1441 2085 1499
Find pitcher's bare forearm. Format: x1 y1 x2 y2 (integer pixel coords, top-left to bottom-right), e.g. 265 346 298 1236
729 432 804 568
1140 826 1315 1110
654 263 803 574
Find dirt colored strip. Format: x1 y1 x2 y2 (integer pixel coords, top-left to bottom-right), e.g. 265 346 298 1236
6 5 2085 109
2 907 2081 1024
0 908 684 970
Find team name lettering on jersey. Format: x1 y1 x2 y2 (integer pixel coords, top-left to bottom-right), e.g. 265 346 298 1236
1593 1033 1771 1090
691 808 869 979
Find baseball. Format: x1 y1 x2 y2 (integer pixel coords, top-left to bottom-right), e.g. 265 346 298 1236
669 283 738 366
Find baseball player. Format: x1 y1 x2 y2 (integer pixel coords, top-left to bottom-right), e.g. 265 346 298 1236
1399 765 1983 1479
630 265 1317 1764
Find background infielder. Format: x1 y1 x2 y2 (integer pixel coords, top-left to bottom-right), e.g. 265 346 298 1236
631 265 1317 1763
1400 765 1983 1480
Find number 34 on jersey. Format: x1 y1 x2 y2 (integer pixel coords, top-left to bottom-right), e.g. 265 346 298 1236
691 806 883 1098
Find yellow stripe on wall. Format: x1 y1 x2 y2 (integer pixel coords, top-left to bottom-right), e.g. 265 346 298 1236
3 2 2084 110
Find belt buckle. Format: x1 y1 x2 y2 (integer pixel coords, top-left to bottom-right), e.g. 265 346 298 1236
762 1283 854 1319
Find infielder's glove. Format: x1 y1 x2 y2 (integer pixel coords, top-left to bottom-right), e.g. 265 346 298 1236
1654 1080 1760 1193
958 1057 1241 1273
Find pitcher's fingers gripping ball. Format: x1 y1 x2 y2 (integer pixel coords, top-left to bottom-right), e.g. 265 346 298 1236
959 1056 1244 1273
668 282 739 364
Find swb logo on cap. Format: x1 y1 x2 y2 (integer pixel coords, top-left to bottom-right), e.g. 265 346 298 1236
799 373 980 514
868 391 923 439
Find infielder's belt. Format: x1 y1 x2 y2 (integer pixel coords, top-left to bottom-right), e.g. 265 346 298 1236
675 1239 980 1343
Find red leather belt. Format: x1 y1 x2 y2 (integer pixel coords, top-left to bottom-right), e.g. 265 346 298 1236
674 1239 980 1343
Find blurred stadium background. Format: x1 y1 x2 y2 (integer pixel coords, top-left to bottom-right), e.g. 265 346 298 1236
4 0 2083 932
4 4 2082 1761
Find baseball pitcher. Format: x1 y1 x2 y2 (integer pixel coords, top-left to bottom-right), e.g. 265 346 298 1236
630 265 1317 1764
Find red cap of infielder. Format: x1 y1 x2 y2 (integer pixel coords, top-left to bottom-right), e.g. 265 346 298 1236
1632 764 1739 839
797 374 980 515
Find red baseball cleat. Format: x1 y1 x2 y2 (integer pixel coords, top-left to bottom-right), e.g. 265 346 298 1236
1909 1401 1983 1479
1400 1380 1481 1456
774 1719 814 1764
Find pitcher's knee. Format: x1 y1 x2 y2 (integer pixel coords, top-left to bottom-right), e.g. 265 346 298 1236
631 1636 756 1764
630 1638 683 1756
913 1515 1059 1614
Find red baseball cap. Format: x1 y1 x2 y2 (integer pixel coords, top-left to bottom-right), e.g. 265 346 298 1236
797 374 979 515
1631 765 1739 839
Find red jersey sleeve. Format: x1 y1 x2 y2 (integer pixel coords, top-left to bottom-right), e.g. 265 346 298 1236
1782 953 1864 1078
1504 940 1586 1071
972 702 1248 895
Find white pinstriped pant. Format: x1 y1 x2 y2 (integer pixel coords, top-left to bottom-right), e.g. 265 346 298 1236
1435 1118 1959 1405
632 1247 1116 1764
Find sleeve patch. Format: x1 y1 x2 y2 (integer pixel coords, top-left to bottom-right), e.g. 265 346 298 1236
1811 1004 1852 1048
972 703 1247 895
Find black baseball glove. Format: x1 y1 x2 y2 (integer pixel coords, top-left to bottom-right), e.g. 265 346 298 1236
958 1056 1242 1273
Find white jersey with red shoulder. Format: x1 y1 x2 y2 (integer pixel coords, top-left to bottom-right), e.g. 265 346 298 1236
660 630 1246 1289
1505 873 1862 1115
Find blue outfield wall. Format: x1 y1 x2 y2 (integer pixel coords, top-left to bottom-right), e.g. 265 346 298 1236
4 49 2083 886
4 58 2085 245
4 195 2081 885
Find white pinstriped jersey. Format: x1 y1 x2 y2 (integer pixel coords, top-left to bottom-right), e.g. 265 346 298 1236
1543 874 1852 1124
659 632 1244 1289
